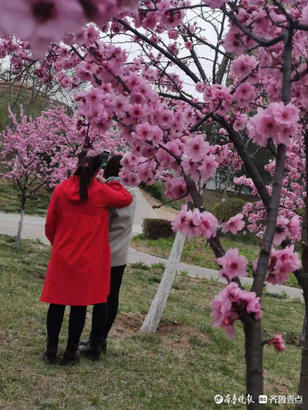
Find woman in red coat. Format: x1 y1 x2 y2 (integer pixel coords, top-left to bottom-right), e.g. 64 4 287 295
40 152 132 364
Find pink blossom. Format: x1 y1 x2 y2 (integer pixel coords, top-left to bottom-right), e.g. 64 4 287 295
202 0 228 9
221 213 245 235
172 206 218 240
233 83 256 106
200 211 218 239
248 103 299 147
211 282 262 339
266 334 285 351
198 155 218 183
165 177 187 200
129 104 143 120
267 246 301 285
0 0 85 57
184 135 209 162
182 157 201 182
217 248 248 280
273 216 289 246
223 26 247 55
301 5 308 24
207 84 233 115
161 8 184 28
211 284 238 339
135 123 153 141
233 113 247 131
119 168 140 187
230 55 257 80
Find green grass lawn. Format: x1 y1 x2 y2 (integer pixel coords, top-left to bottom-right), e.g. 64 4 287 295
0 178 51 216
0 234 304 409
131 235 301 290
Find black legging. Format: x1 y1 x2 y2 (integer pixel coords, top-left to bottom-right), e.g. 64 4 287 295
92 265 125 339
47 304 87 344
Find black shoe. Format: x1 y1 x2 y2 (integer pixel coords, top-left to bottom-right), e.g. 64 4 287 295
43 338 58 364
60 342 80 366
79 337 106 361
80 338 107 354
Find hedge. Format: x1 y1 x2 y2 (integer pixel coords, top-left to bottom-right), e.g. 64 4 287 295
143 218 175 240
212 197 246 222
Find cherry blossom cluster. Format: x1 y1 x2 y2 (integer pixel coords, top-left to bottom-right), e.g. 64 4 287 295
0 0 138 57
221 213 245 235
0 106 121 188
211 282 262 339
217 248 248 281
1 107 80 187
247 103 300 147
265 334 285 352
266 246 301 285
135 0 185 30
172 204 218 240
235 161 303 242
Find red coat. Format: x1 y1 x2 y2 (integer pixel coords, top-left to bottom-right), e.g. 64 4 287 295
40 176 132 306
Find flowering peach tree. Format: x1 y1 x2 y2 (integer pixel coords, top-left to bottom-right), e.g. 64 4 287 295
0 106 120 247
0 0 308 407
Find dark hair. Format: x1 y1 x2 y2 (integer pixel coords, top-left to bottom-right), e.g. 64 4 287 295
103 155 123 180
75 153 102 200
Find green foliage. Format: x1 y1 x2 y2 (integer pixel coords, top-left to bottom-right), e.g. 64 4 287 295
212 198 246 222
140 181 165 201
132 233 260 273
143 218 175 240
0 178 50 215
130 262 150 270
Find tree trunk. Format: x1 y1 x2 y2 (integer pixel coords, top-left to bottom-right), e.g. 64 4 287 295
222 167 232 202
15 196 26 249
299 315 306 347
140 231 186 333
243 318 263 410
298 305 308 409
297 129 308 407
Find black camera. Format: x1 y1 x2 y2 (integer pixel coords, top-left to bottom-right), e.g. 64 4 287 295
100 150 111 169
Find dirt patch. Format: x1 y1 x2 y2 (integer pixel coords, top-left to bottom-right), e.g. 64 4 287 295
140 190 178 221
111 312 209 349
129 241 168 259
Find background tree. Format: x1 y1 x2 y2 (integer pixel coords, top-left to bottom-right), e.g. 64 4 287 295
0 107 81 248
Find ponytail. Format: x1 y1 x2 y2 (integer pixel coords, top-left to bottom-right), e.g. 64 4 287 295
75 153 102 200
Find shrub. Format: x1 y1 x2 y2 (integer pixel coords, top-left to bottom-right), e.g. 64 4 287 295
212 198 246 222
140 182 165 202
143 218 175 240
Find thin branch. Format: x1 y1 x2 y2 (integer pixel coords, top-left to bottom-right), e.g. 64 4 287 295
116 18 200 84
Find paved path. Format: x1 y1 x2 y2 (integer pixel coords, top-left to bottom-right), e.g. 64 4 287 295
128 248 304 303
0 189 304 303
0 188 157 244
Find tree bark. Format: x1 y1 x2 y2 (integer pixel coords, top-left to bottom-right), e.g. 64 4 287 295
298 305 308 409
243 318 263 410
15 196 26 250
140 231 186 333
299 316 307 347
297 129 308 408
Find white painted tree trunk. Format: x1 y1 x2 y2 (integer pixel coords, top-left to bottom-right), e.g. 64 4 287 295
299 315 307 347
140 231 186 333
15 207 24 249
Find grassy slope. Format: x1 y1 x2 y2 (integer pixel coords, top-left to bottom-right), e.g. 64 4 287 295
0 178 50 216
0 235 304 410
131 234 300 289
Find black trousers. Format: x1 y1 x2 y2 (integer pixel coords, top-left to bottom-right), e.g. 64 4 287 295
91 265 125 339
47 304 87 344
